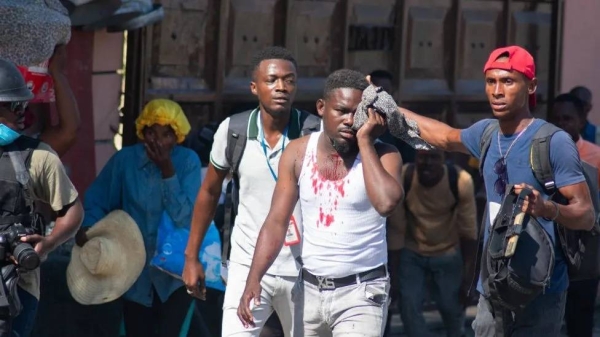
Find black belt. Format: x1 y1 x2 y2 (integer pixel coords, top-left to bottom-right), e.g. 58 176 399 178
302 265 387 290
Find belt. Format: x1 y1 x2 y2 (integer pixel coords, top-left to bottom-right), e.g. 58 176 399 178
302 265 387 290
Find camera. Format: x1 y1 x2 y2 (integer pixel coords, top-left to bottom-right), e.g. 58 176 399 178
0 224 39 271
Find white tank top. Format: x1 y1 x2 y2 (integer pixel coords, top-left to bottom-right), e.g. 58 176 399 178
298 132 387 277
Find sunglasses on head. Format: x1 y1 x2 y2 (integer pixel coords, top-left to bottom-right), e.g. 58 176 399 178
0 101 28 114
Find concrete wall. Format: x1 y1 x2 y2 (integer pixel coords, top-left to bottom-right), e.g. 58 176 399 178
92 30 124 174
560 0 600 124
84 1 600 177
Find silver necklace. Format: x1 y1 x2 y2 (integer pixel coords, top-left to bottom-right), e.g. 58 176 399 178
497 118 535 160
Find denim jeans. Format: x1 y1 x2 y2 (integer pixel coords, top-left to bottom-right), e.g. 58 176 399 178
398 248 464 337
293 274 390 337
471 291 567 337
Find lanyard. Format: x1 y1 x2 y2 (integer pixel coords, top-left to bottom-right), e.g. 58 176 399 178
260 120 289 182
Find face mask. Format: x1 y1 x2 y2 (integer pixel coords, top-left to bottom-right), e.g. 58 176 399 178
0 124 21 146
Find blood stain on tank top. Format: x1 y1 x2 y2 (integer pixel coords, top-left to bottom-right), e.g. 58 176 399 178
311 152 351 227
324 214 334 227
335 180 345 197
318 207 335 227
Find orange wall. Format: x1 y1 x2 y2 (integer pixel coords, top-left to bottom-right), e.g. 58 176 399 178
560 0 600 124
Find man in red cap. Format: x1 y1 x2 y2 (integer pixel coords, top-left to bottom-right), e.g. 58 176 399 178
375 46 595 335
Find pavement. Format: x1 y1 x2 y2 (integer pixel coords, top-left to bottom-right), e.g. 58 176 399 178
387 305 600 337
387 305 477 337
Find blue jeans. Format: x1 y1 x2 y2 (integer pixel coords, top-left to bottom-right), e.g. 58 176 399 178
398 248 464 337
471 291 567 336
9 286 38 337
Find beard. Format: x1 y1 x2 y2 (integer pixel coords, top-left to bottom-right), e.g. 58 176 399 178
330 137 357 155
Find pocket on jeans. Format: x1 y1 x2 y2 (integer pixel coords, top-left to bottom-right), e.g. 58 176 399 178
364 279 390 307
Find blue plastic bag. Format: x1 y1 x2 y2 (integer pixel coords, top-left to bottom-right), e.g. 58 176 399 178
150 212 225 291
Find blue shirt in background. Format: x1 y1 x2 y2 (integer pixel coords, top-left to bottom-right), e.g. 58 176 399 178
82 143 202 307
460 118 585 294
582 120 597 144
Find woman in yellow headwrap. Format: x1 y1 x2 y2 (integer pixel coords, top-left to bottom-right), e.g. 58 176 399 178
136 98 191 144
76 99 201 337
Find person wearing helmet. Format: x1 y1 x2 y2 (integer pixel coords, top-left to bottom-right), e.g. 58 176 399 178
0 57 83 337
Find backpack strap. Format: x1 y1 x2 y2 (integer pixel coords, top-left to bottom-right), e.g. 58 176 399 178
530 122 561 195
222 109 255 263
221 181 234 263
7 137 39 212
225 110 255 176
446 163 459 207
479 120 500 176
4 137 43 233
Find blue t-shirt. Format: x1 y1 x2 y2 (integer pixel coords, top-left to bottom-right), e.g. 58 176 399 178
583 120 597 144
460 118 585 294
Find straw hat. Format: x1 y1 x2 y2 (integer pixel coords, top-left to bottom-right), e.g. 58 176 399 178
67 210 146 305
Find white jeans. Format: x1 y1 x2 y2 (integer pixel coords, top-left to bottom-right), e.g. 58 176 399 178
292 275 390 337
222 261 299 337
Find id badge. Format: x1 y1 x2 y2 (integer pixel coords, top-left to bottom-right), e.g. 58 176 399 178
284 215 300 246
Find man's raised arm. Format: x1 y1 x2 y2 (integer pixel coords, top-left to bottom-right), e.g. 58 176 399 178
366 74 467 153
399 107 468 153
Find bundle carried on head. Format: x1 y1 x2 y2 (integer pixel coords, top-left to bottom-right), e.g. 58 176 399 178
0 0 71 66
352 85 434 150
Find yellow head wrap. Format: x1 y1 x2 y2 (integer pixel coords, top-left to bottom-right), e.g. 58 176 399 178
135 99 191 144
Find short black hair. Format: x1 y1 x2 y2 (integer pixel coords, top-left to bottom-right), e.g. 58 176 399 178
250 46 297 75
323 69 368 98
369 69 393 82
569 86 592 105
554 93 586 120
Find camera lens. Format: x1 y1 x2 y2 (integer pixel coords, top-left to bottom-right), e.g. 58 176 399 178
13 243 40 271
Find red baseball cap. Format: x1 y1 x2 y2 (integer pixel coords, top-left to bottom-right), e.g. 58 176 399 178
483 45 536 109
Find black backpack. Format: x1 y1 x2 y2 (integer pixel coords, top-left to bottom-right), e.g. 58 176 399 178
182 121 219 166
220 108 321 263
483 184 555 314
403 162 459 209
479 120 600 282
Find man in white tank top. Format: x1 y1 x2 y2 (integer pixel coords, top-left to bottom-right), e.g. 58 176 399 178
238 69 404 336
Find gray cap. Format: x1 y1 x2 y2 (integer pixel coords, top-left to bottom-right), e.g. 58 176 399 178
0 58 34 102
